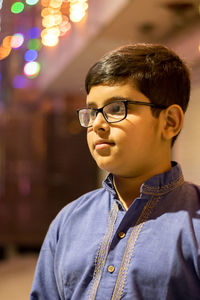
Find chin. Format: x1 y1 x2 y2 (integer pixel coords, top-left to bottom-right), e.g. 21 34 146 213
96 160 116 173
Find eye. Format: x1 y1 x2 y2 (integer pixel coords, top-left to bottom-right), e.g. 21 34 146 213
105 102 125 115
90 108 97 118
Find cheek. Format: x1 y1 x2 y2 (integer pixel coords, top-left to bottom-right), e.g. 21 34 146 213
87 132 93 154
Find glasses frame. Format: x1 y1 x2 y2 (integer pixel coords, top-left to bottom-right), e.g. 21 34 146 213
77 100 168 128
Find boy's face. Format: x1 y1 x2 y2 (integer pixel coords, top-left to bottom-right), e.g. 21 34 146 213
86 83 169 178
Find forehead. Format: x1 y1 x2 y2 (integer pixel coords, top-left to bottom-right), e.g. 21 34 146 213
86 84 150 107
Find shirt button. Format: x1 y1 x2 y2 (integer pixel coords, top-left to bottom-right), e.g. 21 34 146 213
118 231 126 239
107 265 115 273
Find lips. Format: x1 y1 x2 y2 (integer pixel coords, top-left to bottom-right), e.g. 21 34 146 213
94 139 115 150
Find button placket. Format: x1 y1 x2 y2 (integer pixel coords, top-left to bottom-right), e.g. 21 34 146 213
118 231 126 239
107 265 115 273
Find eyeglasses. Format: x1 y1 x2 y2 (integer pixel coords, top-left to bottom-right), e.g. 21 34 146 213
77 100 167 128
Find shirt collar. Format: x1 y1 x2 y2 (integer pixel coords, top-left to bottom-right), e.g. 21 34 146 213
103 161 184 197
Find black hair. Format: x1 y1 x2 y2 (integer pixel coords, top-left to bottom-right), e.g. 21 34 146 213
85 43 191 145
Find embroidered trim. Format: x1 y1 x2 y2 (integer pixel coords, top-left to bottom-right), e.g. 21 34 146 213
142 175 184 196
111 196 161 300
88 201 119 300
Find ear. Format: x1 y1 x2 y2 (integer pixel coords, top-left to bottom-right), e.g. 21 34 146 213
161 104 184 141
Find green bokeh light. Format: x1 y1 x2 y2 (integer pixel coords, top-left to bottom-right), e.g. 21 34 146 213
27 39 41 50
11 2 24 14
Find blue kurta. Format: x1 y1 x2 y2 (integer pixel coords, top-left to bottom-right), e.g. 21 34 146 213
30 162 200 300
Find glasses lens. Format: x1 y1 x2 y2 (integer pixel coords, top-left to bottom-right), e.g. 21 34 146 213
78 109 92 127
104 101 126 122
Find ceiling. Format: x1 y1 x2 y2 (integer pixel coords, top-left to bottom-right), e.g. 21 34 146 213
1 0 200 100
36 0 200 96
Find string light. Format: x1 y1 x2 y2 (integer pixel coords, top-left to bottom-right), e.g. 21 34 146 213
12 75 28 88
28 27 41 39
24 49 38 61
0 36 12 60
0 0 43 84
49 0 62 9
69 0 88 23
24 61 40 78
10 33 24 48
1 0 90 82
42 31 59 47
11 2 24 14
27 38 41 50
26 0 39 5
0 45 12 60
41 0 50 7
59 19 71 36
0 0 3 10
41 0 70 47
2 36 12 48
40 0 89 47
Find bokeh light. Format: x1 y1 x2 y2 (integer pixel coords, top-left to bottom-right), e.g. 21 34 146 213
49 0 62 9
27 38 41 50
24 61 41 78
12 75 28 88
24 49 38 61
69 1 88 23
11 2 24 14
41 33 59 47
26 0 39 5
10 33 24 48
40 0 89 48
42 13 62 27
2 36 12 48
0 36 12 60
41 7 60 17
28 27 41 39
41 0 50 7
0 46 12 60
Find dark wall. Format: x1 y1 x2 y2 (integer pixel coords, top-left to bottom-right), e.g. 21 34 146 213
0 108 97 248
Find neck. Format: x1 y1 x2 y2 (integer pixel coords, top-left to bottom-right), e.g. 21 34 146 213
113 161 171 210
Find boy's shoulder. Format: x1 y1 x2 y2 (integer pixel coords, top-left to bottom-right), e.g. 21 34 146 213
41 186 111 248
50 186 108 228
182 180 200 195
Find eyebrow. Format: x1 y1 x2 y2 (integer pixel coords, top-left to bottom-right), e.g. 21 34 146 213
87 96 134 108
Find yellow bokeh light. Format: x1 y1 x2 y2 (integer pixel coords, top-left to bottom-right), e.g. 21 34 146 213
2 36 12 48
41 0 50 7
41 7 60 17
0 46 12 60
54 13 63 25
69 0 87 3
44 26 60 37
70 2 88 11
70 11 86 22
42 15 54 27
41 28 50 38
69 1 88 22
59 22 71 36
41 0 89 49
49 0 62 9
42 33 59 47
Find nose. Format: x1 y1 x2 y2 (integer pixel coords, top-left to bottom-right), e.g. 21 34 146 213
92 111 109 132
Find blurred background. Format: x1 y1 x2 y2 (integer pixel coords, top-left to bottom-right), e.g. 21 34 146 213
0 0 200 299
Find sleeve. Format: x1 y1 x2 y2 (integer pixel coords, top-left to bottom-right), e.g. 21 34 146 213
30 219 62 300
29 194 88 299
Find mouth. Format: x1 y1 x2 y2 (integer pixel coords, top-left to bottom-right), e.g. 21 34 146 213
94 140 115 150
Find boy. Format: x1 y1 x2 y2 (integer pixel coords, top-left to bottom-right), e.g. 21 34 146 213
30 44 200 299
